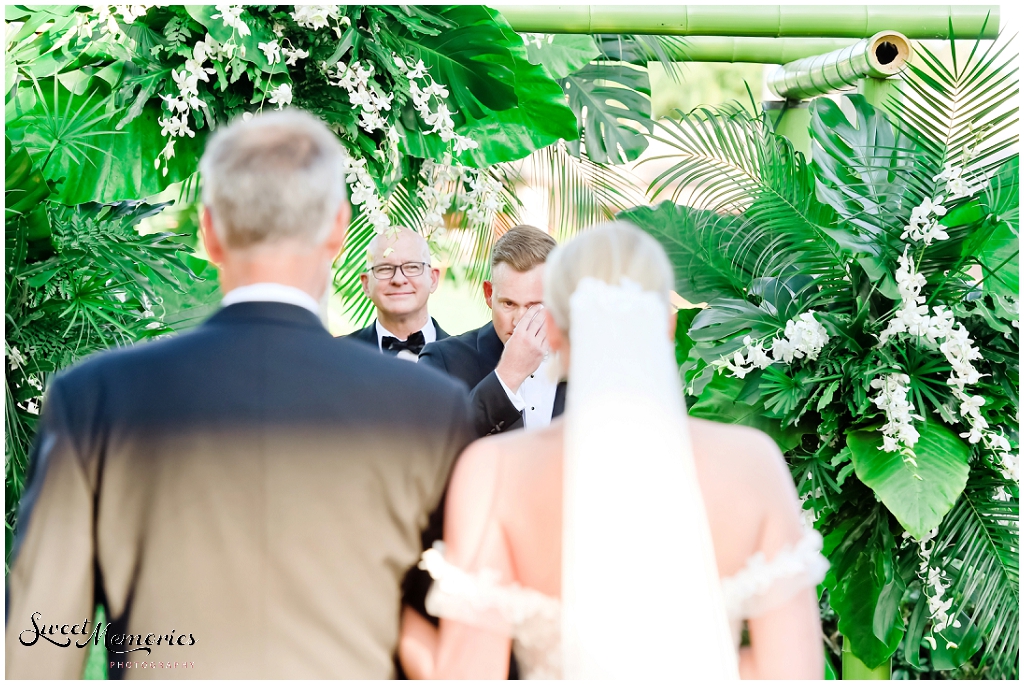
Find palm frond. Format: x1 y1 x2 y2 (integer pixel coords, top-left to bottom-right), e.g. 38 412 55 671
10 73 120 178
886 31 1019 201
497 142 645 242
594 34 689 82
932 470 1019 677
435 142 643 292
644 106 859 311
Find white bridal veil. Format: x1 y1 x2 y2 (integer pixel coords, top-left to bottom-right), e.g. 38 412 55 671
562 277 739 679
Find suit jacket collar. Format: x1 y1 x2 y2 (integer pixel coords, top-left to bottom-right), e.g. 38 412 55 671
207 301 328 333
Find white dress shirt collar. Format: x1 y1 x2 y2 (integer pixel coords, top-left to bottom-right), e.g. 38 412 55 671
221 283 321 316
375 317 437 361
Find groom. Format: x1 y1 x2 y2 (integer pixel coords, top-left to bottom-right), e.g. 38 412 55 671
420 225 566 436
5 110 473 679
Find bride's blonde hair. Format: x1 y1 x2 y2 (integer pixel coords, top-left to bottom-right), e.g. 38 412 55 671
544 221 675 334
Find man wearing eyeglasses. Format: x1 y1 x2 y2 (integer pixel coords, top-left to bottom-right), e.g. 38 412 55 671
347 226 449 360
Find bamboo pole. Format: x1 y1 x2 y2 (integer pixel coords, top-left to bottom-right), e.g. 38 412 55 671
767 31 912 100
653 37 859 64
496 5 999 39
765 101 811 156
841 637 891 679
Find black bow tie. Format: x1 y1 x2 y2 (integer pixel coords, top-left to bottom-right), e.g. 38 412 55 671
382 331 426 356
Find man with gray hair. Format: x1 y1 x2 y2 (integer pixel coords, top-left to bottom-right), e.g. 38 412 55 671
5 110 474 678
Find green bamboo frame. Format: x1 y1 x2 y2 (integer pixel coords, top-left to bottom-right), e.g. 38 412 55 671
768 31 913 100
654 37 860 64
496 5 999 39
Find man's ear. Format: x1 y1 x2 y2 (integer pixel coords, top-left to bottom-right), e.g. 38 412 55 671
428 266 440 294
544 310 565 352
201 207 225 265
323 201 351 259
359 272 370 297
482 280 494 309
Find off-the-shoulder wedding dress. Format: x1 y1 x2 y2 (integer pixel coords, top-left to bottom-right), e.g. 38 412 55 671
420 277 828 679
420 528 829 679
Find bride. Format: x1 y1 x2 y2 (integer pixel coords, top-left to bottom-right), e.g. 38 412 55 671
398 222 827 679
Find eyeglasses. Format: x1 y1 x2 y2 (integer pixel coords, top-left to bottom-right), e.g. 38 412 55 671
369 262 429 279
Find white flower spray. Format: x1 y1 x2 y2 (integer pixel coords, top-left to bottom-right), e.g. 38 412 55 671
155 37 220 175
459 168 503 227
211 5 250 37
418 160 459 236
341 152 391 235
905 529 961 650
290 5 340 31
869 373 923 458
715 311 830 379
876 249 1015 478
396 56 479 156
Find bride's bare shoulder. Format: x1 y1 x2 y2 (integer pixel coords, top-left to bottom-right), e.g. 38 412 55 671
688 417 793 493
450 422 562 486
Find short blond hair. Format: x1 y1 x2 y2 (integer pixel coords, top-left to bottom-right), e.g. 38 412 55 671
491 225 556 272
544 222 674 333
199 109 347 250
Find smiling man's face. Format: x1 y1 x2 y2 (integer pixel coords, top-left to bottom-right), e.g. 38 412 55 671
360 227 439 321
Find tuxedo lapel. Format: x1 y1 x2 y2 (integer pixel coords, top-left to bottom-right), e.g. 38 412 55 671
476 322 505 376
346 319 379 347
553 381 567 418
432 317 450 341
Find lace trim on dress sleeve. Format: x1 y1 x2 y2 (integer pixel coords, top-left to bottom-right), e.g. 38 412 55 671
720 528 830 621
419 542 561 637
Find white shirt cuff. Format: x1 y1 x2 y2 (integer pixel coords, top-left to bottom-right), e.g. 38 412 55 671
495 371 527 411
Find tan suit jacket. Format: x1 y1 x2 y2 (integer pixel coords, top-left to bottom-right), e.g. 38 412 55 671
6 302 473 678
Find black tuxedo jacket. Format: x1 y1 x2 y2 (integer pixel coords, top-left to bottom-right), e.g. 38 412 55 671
5 302 473 679
346 317 449 351
419 321 567 437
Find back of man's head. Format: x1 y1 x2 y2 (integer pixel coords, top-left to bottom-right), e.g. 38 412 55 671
491 225 556 273
200 110 347 251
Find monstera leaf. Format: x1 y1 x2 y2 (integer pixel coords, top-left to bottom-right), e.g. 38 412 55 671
5 137 50 217
688 298 785 355
561 61 652 164
523 33 600 80
847 420 970 540
973 155 1019 298
5 137 51 241
400 7 577 167
810 95 920 239
396 5 520 120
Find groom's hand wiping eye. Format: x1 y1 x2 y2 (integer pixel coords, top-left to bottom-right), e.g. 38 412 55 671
497 305 548 393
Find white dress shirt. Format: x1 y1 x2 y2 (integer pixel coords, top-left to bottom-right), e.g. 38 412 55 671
221 283 321 316
496 355 559 430
375 318 437 362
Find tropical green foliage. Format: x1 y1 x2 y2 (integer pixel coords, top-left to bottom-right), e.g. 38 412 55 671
4 5 656 532
629 35 1018 678
4 137 209 569
5 5 205 203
